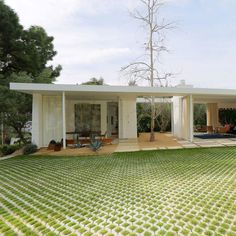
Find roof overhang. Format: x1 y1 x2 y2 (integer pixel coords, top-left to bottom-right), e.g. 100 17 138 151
10 83 236 102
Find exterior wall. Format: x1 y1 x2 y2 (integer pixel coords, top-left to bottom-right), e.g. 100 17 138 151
207 103 219 128
42 96 63 146
182 96 190 140
173 95 193 141
34 97 111 147
118 97 137 139
173 96 182 138
32 94 43 147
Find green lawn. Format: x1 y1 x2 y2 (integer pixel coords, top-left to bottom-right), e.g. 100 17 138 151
0 147 236 236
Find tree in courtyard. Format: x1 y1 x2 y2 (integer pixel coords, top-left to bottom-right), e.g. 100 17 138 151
137 99 171 133
81 77 105 85
121 0 173 141
194 104 206 126
0 0 62 142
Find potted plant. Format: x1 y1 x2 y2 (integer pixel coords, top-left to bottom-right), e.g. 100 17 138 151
54 142 62 151
48 140 56 150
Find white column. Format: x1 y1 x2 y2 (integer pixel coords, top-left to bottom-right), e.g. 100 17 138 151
181 95 193 141
32 93 43 147
62 92 66 149
189 95 193 142
171 101 174 135
207 103 219 128
172 96 183 139
118 99 123 138
118 97 137 139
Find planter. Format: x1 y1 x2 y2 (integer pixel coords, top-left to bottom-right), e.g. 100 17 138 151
48 140 56 150
48 143 55 150
54 143 62 152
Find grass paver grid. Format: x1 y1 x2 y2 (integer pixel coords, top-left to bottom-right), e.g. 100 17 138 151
0 147 236 236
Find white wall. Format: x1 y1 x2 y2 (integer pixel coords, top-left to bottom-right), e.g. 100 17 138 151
173 96 182 138
182 96 190 140
173 95 193 141
42 96 63 146
34 96 109 147
207 103 219 128
32 94 43 147
119 97 137 139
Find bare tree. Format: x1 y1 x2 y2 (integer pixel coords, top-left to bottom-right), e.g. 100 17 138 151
121 0 174 141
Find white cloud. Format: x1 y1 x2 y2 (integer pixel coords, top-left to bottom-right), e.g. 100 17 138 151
57 47 131 66
6 0 139 27
4 0 236 88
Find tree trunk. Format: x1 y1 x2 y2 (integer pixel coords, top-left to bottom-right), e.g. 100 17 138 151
149 1 155 142
150 96 155 141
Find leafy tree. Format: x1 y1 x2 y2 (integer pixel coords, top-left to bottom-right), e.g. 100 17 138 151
0 0 61 143
137 100 171 133
81 77 105 85
219 108 236 125
0 1 61 84
0 85 31 143
0 0 23 85
194 104 206 126
19 26 61 79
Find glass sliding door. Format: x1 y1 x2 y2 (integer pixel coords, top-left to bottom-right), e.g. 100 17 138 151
74 104 101 132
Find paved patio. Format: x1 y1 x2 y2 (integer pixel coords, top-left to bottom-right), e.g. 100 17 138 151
34 132 236 155
36 143 118 156
115 133 236 153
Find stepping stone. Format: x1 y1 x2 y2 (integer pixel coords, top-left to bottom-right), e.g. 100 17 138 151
223 143 236 146
115 148 140 153
178 141 191 144
141 147 157 151
167 146 183 149
182 144 199 148
198 143 224 147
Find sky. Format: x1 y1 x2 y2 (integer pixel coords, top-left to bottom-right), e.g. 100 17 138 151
4 0 236 88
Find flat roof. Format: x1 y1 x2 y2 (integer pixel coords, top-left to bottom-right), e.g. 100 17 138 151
10 82 236 102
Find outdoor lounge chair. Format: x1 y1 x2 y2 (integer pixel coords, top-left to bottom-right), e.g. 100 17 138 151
216 124 231 134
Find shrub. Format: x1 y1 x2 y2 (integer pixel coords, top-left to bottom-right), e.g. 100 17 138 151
0 144 18 156
23 144 38 155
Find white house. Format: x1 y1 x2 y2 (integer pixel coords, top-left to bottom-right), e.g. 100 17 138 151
10 82 236 149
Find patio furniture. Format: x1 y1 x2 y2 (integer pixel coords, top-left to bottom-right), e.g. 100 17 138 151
66 130 113 146
207 126 214 133
100 131 107 138
101 138 113 145
215 124 231 134
195 125 207 132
